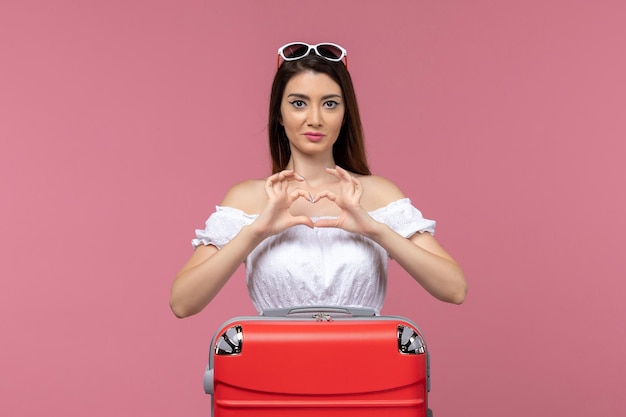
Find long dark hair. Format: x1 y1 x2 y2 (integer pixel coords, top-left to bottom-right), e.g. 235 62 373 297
268 54 371 175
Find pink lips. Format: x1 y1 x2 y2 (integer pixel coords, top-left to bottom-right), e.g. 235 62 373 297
304 132 324 142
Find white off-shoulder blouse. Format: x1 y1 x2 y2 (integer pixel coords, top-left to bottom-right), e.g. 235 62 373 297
192 198 435 314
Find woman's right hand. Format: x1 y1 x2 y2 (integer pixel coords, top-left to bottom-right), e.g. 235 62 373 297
255 169 314 236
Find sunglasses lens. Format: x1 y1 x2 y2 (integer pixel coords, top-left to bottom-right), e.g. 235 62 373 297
278 42 347 68
282 43 309 60
316 44 344 60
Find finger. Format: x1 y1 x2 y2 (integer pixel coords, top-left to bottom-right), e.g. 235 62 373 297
266 170 286 188
334 165 351 178
334 165 348 176
312 218 337 228
293 171 306 182
278 169 304 180
339 169 361 197
288 189 311 204
266 174 287 196
351 175 362 195
276 170 305 190
290 216 315 229
324 166 340 179
270 170 293 193
266 174 284 191
327 166 354 186
313 190 336 203
337 166 358 186
276 169 293 183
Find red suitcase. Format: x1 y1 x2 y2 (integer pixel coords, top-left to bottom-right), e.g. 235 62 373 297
204 306 432 416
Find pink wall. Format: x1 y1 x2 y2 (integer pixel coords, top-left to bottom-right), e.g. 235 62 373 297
1 1 625 416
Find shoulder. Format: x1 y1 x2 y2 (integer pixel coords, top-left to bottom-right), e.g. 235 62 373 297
220 179 267 214
356 174 405 212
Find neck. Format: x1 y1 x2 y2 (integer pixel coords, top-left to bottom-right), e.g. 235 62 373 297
286 156 336 186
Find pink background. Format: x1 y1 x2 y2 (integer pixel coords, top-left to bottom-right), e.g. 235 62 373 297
1 1 625 416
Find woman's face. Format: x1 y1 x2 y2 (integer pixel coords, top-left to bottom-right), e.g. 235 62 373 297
280 70 345 158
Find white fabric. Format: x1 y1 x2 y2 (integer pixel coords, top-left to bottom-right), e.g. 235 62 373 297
192 198 435 314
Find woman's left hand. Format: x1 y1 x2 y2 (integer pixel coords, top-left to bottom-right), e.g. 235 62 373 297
312 166 378 235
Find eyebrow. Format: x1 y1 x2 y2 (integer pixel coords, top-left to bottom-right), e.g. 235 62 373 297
287 93 342 100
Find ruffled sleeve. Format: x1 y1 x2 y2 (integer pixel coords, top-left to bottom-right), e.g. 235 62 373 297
369 198 436 238
192 206 258 249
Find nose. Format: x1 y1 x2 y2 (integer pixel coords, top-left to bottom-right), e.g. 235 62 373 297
307 106 322 127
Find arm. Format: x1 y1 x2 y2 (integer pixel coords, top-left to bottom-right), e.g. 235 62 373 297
169 223 268 318
367 224 466 304
170 170 313 318
313 166 467 304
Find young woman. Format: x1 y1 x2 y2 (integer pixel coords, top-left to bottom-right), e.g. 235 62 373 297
170 42 466 318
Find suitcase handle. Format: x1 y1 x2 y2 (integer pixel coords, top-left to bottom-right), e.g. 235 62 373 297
261 306 377 318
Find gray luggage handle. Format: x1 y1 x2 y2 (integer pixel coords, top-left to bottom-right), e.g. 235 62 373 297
261 305 377 318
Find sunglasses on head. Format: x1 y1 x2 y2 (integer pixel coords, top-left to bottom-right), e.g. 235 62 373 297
277 42 348 69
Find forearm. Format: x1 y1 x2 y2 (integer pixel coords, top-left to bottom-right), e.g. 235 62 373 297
170 224 267 318
366 223 467 304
